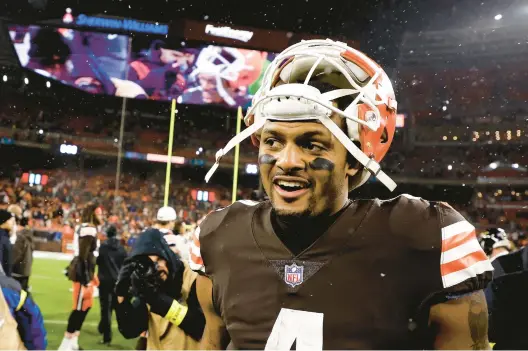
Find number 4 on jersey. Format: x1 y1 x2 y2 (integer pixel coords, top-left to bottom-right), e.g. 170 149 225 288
265 308 324 351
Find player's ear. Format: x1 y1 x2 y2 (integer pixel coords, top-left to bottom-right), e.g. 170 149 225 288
345 149 361 178
345 164 360 178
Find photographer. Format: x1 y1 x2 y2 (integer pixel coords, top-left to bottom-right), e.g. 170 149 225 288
115 228 204 350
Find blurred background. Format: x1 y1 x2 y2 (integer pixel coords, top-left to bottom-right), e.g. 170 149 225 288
0 0 527 349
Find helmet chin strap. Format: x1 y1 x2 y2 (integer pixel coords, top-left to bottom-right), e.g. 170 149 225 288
205 117 266 183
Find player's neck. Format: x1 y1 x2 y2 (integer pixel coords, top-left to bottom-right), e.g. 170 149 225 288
271 200 351 256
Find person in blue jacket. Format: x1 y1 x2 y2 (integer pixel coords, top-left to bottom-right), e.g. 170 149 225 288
0 264 47 350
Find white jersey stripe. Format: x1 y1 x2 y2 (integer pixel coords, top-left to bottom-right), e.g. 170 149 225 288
188 254 205 273
190 243 201 257
441 239 483 264
442 259 494 288
441 220 475 241
189 226 205 273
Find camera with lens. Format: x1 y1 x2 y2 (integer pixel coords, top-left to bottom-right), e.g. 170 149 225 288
128 256 166 299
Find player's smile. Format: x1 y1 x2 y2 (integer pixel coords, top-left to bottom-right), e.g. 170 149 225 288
272 175 312 200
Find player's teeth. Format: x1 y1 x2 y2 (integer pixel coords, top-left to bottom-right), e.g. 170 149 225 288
277 181 305 188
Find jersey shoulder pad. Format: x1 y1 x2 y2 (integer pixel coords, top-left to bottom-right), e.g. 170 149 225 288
385 194 493 290
384 194 439 250
188 200 261 273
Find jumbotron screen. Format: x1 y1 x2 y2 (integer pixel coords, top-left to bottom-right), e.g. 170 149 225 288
8 24 276 108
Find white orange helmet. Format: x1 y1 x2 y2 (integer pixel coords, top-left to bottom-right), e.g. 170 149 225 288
190 46 256 106
205 39 398 191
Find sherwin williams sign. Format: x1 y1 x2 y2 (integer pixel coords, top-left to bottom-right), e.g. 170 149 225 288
75 14 169 35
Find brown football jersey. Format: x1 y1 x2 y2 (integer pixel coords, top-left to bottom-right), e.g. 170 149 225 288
190 195 493 349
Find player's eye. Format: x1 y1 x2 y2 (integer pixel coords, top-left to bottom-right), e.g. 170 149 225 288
264 138 280 148
301 141 325 152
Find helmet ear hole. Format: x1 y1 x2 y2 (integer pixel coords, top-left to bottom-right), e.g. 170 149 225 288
380 127 388 144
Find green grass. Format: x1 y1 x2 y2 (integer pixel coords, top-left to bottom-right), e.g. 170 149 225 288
31 258 137 350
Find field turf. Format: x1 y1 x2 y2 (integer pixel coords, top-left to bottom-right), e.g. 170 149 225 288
30 258 137 350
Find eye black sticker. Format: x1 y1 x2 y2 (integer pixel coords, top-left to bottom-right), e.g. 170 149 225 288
259 154 277 165
309 157 335 171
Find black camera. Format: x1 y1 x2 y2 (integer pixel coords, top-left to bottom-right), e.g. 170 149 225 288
129 256 165 298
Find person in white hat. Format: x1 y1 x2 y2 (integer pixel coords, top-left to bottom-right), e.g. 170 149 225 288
155 206 177 234
154 207 189 262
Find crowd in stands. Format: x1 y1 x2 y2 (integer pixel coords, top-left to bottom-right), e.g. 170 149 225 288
2 99 527 181
0 170 256 252
382 144 527 179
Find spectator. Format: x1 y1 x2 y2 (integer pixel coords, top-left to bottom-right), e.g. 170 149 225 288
0 263 47 350
154 206 178 235
96 225 127 345
0 209 15 276
154 206 190 260
8 205 34 290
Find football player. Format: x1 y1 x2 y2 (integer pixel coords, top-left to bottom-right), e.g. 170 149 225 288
478 228 512 262
190 39 494 350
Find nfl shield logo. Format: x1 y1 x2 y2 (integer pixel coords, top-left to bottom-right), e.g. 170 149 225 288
284 263 304 287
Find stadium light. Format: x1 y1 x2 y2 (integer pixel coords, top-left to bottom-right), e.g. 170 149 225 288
489 162 498 169
114 138 118 143
60 144 78 155
494 14 502 20
46 81 51 88
442 106 447 111
512 163 519 169
38 129 44 135
442 136 447 141
453 136 458 141
246 164 258 174
2 75 6 82
24 77 29 85
447 165 453 171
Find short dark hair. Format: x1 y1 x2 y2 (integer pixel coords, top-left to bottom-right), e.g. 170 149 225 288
106 225 117 238
157 220 171 226
308 79 354 111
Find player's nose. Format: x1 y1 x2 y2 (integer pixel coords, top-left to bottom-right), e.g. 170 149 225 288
276 144 305 173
